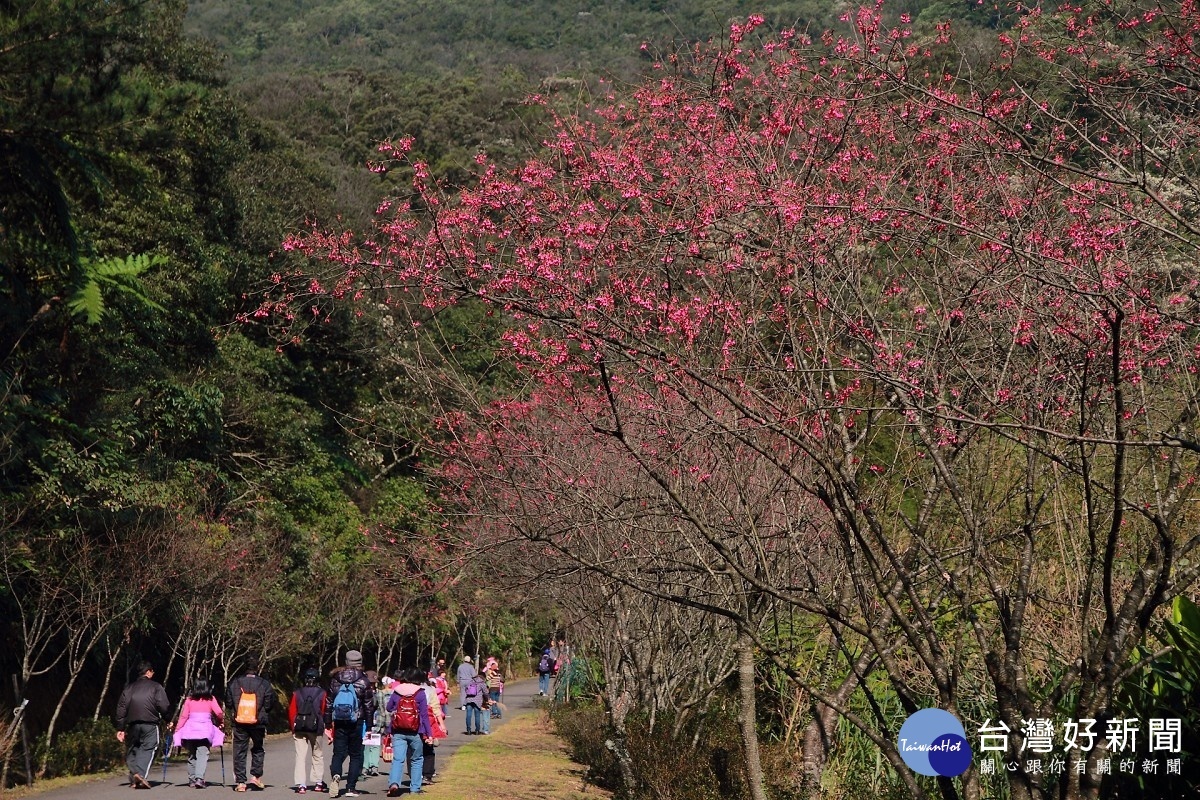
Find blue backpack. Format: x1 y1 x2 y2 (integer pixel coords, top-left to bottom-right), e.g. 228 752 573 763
331 681 360 723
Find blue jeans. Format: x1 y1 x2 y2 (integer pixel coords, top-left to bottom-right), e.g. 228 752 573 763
387 732 423 793
489 688 501 717
538 673 550 695
465 704 483 733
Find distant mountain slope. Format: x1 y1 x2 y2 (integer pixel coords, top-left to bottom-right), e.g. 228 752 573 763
184 0 836 80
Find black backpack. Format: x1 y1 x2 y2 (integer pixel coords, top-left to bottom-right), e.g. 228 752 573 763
293 687 323 734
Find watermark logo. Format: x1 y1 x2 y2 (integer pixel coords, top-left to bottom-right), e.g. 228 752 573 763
898 708 973 777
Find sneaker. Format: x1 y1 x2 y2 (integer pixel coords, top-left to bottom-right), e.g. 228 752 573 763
329 776 340 797
249 776 266 790
345 791 360 798
387 787 401 798
195 779 207 789
313 783 329 794
297 787 307 795
234 785 248 793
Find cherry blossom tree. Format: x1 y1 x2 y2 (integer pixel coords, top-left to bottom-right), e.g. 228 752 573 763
438 387 817 796
279 3 1200 798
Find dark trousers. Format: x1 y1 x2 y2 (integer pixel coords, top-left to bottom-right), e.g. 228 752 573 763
232 724 266 783
125 722 159 780
330 722 365 790
422 739 436 779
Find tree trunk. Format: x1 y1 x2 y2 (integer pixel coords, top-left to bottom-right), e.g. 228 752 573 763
604 683 638 797
736 630 769 800
800 655 868 787
93 635 123 721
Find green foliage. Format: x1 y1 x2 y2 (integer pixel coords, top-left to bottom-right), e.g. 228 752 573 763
34 718 123 778
550 701 752 800
68 254 166 324
552 655 602 704
1109 596 1200 798
548 701 618 788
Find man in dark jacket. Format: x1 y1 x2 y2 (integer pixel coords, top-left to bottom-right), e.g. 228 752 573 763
115 660 170 789
324 649 375 798
225 656 275 792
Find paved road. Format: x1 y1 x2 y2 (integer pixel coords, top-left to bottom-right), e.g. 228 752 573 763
28 678 542 798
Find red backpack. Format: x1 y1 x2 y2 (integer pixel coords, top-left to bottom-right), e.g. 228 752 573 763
391 690 420 733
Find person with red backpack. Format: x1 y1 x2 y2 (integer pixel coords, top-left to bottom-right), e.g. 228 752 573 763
385 667 431 797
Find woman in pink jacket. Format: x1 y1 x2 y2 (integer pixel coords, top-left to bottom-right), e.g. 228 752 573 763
173 679 225 789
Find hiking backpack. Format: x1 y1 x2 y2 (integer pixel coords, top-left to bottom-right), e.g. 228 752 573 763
538 654 553 674
391 691 420 733
234 685 258 725
331 681 361 723
292 687 322 734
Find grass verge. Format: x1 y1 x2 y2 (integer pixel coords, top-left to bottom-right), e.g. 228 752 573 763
432 711 612 800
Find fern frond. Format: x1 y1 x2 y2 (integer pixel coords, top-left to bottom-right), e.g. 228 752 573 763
67 253 167 323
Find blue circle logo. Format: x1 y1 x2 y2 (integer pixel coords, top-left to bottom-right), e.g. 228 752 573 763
897 709 973 777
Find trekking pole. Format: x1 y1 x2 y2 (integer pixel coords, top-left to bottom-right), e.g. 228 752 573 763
162 728 171 784
220 743 225 786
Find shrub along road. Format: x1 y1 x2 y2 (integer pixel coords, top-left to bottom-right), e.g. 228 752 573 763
23 678 544 798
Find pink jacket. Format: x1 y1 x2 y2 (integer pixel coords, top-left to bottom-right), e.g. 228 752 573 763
173 697 225 747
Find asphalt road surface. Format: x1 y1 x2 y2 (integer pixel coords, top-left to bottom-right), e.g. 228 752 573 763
29 678 541 798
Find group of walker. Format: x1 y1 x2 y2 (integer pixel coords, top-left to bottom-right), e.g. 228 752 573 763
114 648 525 796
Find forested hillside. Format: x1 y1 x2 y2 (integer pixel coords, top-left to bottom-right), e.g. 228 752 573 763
0 0 537 783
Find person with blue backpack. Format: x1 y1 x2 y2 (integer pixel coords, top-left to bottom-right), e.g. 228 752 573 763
324 650 375 798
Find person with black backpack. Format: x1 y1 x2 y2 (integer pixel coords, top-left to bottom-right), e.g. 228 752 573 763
225 656 275 792
289 667 328 794
324 649 375 798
